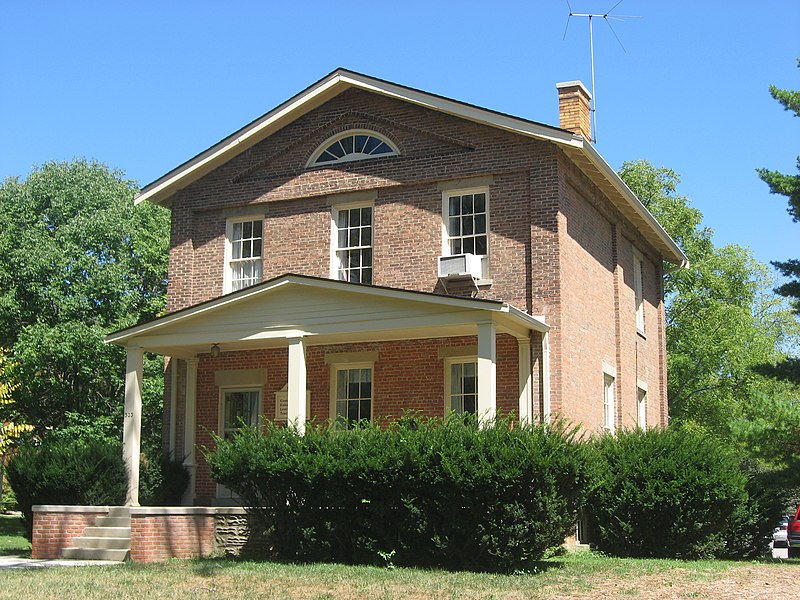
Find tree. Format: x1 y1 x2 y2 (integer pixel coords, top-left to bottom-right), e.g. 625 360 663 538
756 59 800 385
619 160 800 442
0 160 170 449
0 349 33 511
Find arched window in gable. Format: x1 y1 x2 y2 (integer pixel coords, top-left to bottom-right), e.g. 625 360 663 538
307 130 398 167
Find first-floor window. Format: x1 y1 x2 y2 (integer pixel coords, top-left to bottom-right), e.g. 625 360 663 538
447 359 478 415
334 366 372 427
221 388 260 439
637 387 647 429
603 373 615 434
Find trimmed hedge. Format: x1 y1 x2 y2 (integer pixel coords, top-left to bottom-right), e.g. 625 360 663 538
8 436 189 539
586 427 751 559
207 414 589 572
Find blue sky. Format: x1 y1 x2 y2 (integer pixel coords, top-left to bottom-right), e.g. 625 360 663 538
1 1 797 269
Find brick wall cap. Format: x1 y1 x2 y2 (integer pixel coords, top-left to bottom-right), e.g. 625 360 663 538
33 505 112 513
130 506 248 516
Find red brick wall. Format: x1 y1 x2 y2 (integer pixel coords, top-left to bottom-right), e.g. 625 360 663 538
558 179 617 430
162 85 671 444
129 513 215 563
31 509 107 559
190 335 522 500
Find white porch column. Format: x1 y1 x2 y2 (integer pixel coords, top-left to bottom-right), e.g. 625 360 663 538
287 337 307 435
168 357 177 455
123 346 144 507
477 322 497 426
518 337 532 425
182 357 198 505
542 331 552 424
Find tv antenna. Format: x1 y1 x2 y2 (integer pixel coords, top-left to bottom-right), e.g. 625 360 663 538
562 0 639 143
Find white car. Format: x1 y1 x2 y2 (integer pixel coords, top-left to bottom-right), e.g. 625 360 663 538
773 516 789 548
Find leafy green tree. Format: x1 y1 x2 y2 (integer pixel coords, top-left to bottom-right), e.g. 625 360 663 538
619 160 800 440
0 159 169 448
756 59 800 385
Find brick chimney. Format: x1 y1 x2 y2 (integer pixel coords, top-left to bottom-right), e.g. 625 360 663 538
556 81 592 142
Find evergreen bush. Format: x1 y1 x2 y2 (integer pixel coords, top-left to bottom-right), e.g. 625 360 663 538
207 414 589 572
586 427 749 558
8 436 126 539
8 435 189 539
139 453 190 506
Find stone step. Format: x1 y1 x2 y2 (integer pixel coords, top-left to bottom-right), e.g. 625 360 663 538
74 536 130 550
107 506 131 518
62 547 129 561
82 526 131 539
94 516 130 528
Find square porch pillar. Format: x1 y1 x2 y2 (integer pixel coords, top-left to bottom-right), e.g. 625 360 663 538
123 346 144 507
477 322 497 425
518 337 532 424
182 357 198 505
287 337 307 435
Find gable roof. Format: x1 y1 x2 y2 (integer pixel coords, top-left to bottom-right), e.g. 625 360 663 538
106 273 548 356
135 68 687 267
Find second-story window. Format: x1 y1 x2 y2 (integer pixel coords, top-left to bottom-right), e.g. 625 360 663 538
332 204 373 284
444 190 488 257
633 247 645 334
226 217 263 292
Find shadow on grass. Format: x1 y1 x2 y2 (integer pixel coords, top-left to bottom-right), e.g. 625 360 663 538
189 552 566 578
0 514 30 557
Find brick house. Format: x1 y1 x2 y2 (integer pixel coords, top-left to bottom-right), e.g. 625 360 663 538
107 69 686 507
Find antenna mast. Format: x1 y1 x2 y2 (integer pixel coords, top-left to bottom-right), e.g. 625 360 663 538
563 0 637 143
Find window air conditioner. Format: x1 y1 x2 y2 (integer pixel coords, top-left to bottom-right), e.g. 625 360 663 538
438 253 483 280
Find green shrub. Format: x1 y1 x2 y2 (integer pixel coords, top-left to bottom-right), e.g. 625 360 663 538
7 435 189 539
139 453 190 506
719 460 794 559
586 427 748 558
207 414 589 572
7 437 127 539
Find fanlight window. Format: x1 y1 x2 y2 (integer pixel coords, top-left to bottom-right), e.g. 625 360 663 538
309 131 398 166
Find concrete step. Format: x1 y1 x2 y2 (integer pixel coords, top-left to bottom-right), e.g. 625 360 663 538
62 547 129 561
107 506 131 518
74 536 130 550
82 526 130 538
94 516 130 528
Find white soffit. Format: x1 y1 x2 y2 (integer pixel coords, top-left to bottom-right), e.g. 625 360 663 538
105 274 548 349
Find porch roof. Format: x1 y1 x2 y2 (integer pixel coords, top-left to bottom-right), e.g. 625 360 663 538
106 274 548 358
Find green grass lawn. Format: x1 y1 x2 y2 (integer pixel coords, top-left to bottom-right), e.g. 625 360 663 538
0 514 29 557
0 550 792 600
0 517 792 599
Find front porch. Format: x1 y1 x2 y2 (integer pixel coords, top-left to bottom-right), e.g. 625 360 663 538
107 274 550 507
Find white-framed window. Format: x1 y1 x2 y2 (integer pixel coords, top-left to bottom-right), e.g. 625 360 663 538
308 130 398 167
445 357 478 415
603 373 615 434
331 203 373 284
637 386 647 429
220 387 261 439
442 188 489 257
442 187 489 279
633 247 645 334
331 363 373 428
225 217 263 293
